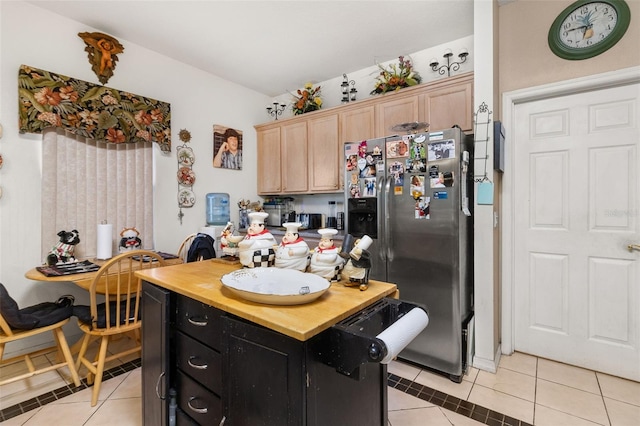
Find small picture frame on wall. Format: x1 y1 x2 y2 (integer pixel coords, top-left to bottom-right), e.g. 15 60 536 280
213 125 243 170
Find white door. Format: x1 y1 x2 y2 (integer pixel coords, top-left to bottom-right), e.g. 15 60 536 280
513 82 640 381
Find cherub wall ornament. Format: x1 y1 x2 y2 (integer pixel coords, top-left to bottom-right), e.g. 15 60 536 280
78 32 124 85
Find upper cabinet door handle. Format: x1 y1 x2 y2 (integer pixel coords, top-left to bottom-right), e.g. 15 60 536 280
628 243 640 252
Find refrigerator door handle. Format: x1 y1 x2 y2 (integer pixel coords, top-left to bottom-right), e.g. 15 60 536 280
384 175 394 262
376 175 386 262
461 150 471 216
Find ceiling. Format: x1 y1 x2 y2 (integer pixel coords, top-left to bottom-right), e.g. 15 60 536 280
27 0 475 97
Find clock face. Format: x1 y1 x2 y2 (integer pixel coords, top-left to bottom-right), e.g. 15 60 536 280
548 0 631 60
558 2 617 49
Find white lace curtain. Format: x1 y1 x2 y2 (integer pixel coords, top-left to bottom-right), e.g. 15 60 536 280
41 128 154 261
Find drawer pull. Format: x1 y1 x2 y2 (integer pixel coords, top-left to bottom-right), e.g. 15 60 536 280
187 316 208 327
188 356 208 370
187 397 208 414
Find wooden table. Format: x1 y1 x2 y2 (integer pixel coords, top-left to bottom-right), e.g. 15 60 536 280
25 256 183 293
136 260 398 341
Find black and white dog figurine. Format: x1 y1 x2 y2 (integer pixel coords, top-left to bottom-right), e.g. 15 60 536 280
47 229 80 265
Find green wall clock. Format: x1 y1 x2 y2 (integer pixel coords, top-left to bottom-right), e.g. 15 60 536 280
548 0 631 60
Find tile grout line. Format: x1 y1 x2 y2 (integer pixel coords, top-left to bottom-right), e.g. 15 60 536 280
0 358 141 423
387 373 533 426
3 363 528 425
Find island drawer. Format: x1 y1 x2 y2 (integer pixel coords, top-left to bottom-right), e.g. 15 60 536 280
176 409 198 426
176 370 223 426
175 331 222 394
175 294 224 350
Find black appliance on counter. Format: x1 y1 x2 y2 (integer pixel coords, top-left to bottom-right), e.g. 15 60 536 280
296 213 322 229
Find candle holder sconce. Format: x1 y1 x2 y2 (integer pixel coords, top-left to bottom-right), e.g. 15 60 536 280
266 102 286 120
429 48 469 77
341 74 357 103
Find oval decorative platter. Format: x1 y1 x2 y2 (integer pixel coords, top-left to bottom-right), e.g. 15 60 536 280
220 267 330 305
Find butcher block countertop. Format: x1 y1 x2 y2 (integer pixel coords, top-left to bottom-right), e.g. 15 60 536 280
136 260 398 341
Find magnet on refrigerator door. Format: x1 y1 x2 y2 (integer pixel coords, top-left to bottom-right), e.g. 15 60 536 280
349 182 361 198
364 178 376 197
410 175 425 200
414 196 430 220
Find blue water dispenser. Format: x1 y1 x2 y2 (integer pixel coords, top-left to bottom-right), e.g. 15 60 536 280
206 193 230 225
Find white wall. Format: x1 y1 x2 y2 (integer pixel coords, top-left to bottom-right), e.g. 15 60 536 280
0 1 268 355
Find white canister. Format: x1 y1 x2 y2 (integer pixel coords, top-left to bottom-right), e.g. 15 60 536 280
350 235 373 260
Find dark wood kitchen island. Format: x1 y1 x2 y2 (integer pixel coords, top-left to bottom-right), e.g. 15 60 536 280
136 260 398 426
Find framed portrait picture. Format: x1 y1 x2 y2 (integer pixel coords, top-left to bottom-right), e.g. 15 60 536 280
213 125 243 170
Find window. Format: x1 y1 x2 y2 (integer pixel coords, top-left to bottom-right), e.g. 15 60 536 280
41 128 153 261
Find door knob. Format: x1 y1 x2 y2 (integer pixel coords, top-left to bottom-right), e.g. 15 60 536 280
628 244 640 252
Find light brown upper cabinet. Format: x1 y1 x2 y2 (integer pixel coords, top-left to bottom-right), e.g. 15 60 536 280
339 105 375 144
281 121 309 194
307 114 340 192
256 127 282 194
420 78 473 132
375 95 420 137
255 73 473 195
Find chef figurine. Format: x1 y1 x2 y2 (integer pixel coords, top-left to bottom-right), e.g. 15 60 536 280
238 211 277 268
275 222 310 271
309 228 344 281
219 221 234 251
339 234 373 290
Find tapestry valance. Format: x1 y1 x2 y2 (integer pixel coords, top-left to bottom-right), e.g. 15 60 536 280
18 64 171 152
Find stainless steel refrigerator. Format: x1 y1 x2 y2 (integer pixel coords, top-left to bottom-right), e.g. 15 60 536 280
344 127 473 382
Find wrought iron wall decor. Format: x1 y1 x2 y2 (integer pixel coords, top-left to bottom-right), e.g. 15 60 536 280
177 129 195 224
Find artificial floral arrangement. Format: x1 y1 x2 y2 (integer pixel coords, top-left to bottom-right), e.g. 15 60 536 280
292 83 322 115
370 55 422 95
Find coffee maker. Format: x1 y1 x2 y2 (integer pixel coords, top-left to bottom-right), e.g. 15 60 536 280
263 197 294 227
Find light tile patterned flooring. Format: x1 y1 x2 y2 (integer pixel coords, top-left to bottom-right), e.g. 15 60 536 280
1 343 639 426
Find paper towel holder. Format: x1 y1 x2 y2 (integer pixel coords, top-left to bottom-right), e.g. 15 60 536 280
96 221 113 260
312 298 428 380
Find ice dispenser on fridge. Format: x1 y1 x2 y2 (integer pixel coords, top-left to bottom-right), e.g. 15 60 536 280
347 198 377 239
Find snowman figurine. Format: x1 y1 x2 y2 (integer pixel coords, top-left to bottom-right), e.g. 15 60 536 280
238 211 277 268
309 228 344 281
275 222 310 271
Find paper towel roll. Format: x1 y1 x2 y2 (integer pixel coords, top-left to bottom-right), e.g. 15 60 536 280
376 307 429 364
96 223 113 259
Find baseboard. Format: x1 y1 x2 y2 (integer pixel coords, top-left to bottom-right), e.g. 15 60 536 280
471 343 501 373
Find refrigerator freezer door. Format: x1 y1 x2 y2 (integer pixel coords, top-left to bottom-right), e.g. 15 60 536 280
386 128 473 381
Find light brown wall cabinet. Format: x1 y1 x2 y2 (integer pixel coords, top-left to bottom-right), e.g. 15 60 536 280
256 127 282 194
420 79 473 132
375 96 420 137
281 121 309 193
255 72 473 195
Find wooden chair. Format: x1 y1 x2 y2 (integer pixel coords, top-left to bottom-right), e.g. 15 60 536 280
176 233 196 262
0 303 80 388
74 250 166 406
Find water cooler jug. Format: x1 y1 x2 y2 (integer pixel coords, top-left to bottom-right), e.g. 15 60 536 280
206 193 230 225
